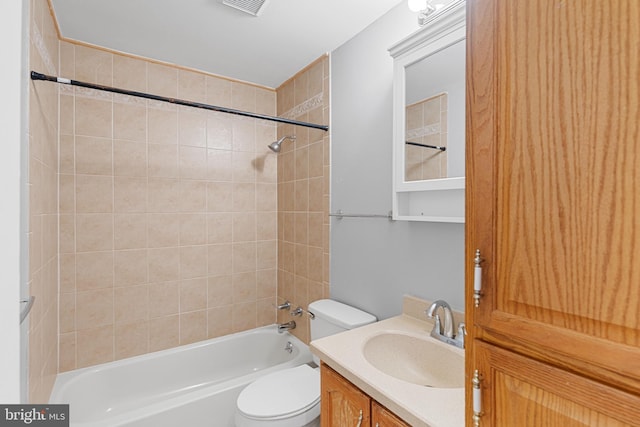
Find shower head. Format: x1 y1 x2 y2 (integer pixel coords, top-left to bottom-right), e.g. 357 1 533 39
268 136 296 153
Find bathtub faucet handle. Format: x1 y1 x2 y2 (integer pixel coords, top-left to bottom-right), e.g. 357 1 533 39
277 301 291 310
290 307 303 317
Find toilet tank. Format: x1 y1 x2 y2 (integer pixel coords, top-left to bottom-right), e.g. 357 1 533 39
308 299 377 341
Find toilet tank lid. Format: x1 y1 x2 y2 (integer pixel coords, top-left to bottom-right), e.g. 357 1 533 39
308 299 377 329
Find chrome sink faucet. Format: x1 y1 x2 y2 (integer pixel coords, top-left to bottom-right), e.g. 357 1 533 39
426 300 465 349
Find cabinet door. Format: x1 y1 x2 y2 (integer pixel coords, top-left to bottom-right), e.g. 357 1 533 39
320 363 371 427
474 340 640 427
371 401 410 427
466 0 640 389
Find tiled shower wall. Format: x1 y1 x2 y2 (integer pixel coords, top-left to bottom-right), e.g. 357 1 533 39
275 56 331 344
57 42 280 370
28 0 60 402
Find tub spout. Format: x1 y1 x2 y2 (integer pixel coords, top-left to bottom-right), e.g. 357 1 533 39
277 321 296 333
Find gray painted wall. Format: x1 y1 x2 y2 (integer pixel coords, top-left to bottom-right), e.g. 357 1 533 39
329 3 465 320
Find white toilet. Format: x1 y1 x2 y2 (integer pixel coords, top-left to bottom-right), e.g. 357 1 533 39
235 299 377 427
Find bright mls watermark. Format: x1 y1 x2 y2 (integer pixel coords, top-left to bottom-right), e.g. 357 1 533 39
0 405 68 426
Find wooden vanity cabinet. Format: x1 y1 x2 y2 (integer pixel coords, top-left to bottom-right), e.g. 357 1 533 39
320 363 410 427
371 401 410 427
466 0 640 425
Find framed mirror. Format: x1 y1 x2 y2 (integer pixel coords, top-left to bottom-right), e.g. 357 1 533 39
389 0 465 222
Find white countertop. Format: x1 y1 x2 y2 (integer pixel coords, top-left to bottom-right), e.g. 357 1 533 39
310 314 464 427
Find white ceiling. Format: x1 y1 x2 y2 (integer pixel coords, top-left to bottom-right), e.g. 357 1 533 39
50 0 406 88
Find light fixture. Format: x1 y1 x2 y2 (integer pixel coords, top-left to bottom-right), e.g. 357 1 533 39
407 0 428 12
408 0 445 26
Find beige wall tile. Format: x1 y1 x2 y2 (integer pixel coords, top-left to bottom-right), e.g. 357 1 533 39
232 119 255 152
232 183 256 212
232 212 256 242
113 55 147 93
75 135 112 176
114 176 147 213
56 46 285 368
114 285 149 324
180 310 207 344
207 213 233 244
148 247 180 283
76 213 113 252
115 322 149 360
114 102 146 142
76 289 114 330
180 278 207 312
75 97 112 138
74 45 112 85
180 214 207 246
114 249 148 286
114 213 147 249
178 180 207 212
179 146 208 180
148 63 177 98
180 245 208 279
147 178 179 213
232 302 257 333
58 333 77 372
207 149 233 181
147 213 180 248
76 174 113 213
76 251 114 290
148 144 178 178
207 306 233 338
178 110 207 148
206 116 233 150
114 140 147 177
232 242 257 274
206 182 233 212
256 212 277 241
207 244 233 277
207 275 233 307
149 282 180 318
76 325 114 369
148 108 178 145
232 272 256 303
148 315 179 352
178 71 206 103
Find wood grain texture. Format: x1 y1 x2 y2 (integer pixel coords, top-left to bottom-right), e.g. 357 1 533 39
371 401 411 427
466 0 640 423
320 363 371 427
495 0 640 344
476 340 640 426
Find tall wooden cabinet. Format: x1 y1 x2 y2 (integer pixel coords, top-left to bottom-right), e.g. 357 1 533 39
466 0 640 425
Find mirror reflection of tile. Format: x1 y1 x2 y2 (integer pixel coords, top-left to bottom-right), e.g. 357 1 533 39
405 92 448 181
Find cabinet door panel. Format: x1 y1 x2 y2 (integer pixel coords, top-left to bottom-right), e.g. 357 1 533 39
475 341 640 427
466 0 640 387
372 401 410 427
320 364 370 427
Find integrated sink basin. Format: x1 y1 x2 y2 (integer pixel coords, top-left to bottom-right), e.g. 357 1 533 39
363 332 464 388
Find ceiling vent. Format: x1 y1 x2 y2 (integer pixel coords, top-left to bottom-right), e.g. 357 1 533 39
222 0 270 16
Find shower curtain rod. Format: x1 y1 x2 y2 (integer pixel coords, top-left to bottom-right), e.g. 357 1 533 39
405 141 446 151
30 71 329 132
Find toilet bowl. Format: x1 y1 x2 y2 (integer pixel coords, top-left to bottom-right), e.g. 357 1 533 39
234 299 376 427
235 365 320 427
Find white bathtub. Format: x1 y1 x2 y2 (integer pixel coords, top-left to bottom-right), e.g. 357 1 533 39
50 326 313 427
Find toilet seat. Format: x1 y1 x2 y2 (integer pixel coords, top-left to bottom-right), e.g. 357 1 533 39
237 365 320 422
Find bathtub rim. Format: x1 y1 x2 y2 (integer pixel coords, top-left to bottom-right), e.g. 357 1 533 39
49 324 311 410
